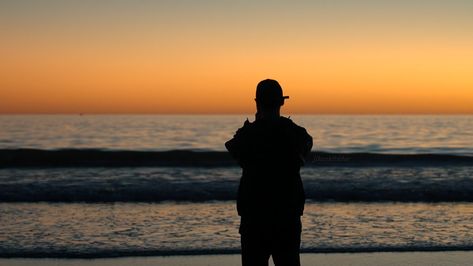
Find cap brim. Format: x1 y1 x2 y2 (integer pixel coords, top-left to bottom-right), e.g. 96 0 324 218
283 96 289 99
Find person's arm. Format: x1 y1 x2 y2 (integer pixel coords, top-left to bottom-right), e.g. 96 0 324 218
225 119 250 163
297 127 313 165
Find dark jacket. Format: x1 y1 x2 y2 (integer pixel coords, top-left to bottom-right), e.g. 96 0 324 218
225 116 313 218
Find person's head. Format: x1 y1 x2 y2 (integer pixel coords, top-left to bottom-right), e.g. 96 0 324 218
255 79 289 112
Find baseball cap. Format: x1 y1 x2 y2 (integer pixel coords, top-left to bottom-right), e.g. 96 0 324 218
255 79 289 106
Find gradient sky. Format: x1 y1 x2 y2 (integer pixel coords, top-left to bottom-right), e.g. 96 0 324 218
1 0 472 114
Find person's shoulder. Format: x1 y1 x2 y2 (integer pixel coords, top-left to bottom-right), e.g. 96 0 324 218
278 116 293 125
281 116 311 136
280 116 304 129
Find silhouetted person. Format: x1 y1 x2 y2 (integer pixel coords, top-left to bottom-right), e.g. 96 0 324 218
226 79 313 266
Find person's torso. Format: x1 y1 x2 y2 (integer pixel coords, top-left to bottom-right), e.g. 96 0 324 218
237 117 306 217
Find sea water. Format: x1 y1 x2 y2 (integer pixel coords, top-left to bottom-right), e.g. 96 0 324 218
1 115 472 153
1 115 473 257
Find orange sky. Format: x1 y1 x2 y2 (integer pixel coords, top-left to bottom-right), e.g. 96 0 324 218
1 1 472 114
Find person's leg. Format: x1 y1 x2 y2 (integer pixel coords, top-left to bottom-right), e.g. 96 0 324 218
240 219 271 266
270 217 302 266
241 231 271 266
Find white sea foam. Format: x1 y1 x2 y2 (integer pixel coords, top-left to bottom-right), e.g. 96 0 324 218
1 167 473 202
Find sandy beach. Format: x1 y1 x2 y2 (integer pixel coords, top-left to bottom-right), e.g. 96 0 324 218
1 252 473 266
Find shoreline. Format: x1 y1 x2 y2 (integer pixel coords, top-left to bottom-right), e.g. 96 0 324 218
2 251 473 266
3 246 473 259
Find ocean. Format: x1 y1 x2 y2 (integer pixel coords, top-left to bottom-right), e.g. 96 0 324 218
1 114 473 257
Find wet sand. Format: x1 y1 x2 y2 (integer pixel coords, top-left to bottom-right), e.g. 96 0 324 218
1 251 473 266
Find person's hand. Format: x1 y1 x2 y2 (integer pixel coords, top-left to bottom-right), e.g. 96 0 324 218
255 112 262 120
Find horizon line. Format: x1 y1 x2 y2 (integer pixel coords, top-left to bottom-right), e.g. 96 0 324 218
1 113 472 116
